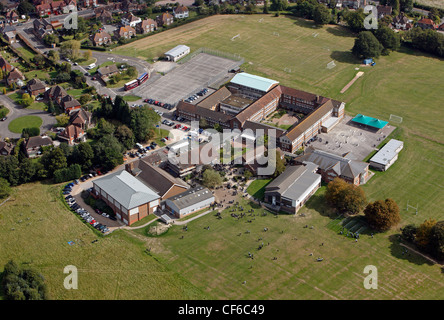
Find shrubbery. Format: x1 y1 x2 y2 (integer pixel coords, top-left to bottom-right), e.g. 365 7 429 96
1 260 48 300
53 164 82 183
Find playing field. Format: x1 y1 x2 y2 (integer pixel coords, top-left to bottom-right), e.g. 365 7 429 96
0 183 204 300
1 14 444 300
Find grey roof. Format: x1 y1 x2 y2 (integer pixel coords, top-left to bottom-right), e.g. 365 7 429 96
265 162 320 201
369 139 403 166
296 148 368 180
165 45 190 57
93 170 159 210
167 185 214 210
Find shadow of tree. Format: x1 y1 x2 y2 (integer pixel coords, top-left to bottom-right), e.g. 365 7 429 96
304 193 338 219
388 234 435 267
330 50 360 64
326 26 357 38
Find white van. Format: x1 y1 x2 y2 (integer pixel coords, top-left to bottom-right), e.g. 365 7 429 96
86 63 96 70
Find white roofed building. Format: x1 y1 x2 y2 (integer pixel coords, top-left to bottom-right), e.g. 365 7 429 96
369 139 403 171
164 45 190 62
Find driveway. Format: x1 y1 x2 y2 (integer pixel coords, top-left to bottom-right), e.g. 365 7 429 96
0 94 56 139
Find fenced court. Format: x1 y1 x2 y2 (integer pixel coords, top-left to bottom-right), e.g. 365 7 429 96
136 52 243 105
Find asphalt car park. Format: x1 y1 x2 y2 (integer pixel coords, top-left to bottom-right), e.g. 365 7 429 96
137 53 240 105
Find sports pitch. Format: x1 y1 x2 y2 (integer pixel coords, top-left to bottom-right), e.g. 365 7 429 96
1 14 443 300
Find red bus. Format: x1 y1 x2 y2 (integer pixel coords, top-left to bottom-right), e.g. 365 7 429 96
137 72 149 85
124 80 138 91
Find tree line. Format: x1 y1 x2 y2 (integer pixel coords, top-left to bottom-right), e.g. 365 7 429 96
402 219 444 261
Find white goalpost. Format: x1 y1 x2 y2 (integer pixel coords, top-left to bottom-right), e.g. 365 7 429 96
389 114 403 124
406 200 419 215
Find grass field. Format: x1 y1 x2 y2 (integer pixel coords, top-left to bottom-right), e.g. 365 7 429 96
414 0 444 9
1 14 444 300
122 95 142 102
246 179 272 200
8 115 43 133
0 183 205 300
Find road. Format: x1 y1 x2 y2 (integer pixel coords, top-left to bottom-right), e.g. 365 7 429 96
0 94 57 139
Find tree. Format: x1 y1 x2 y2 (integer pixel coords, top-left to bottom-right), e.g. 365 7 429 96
270 0 287 11
429 221 444 261
21 127 40 138
202 169 223 189
130 106 160 142
47 50 60 63
83 50 92 61
70 142 94 171
60 40 81 60
415 219 437 250
126 66 137 78
79 94 92 105
18 158 37 184
263 0 269 13
374 25 400 54
55 114 70 127
93 135 124 171
352 31 384 59
0 177 11 199
364 198 401 231
344 8 366 32
21 93 34 107
40 147 67 176
313 4 331 25
17 0 35 15
401 224 417 243
115 125 135 150
43 33 59 47
326 178 367 214
244 169 253 180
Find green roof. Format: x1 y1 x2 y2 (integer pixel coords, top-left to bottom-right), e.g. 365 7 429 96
351 114 388 129
230 72 278 92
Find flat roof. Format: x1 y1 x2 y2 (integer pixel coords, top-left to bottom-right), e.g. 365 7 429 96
352 114 388 129
165 45 190 57
167 185 214 210
230 72 279 93
220 95 253 109
369 139 404 165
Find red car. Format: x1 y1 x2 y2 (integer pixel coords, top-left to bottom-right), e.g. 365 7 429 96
144 99 149 103
182 126 188 131
89 219 96 225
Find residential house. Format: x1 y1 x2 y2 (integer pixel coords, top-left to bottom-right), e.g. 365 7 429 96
61 95 81 114
97 64 120 82
58 124 85 145
376 5 392 19
6 68 25 87
27 78 47 96
264 162 322 214
173 5 189 19
35 2 52 17
121 12 141 27
33 18 54 40
125 158 190 200
45 85 68 104
294 147 370 185
0 56 13 73
69 108 92 130
1 25 17 44
437 23 444 33
94 8 113 24
416 18 436 30
392 13 413 30
0 141 14 156
93 30 112 46
138 18 157 34
25 136 53 158
156 12 174 27
164 185 215 218
92 170 161 225
115 26 136 40
5 10 19 24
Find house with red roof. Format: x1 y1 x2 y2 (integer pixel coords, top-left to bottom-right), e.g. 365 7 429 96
416 18 436 30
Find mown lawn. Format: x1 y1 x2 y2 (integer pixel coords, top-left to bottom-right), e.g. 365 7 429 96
8 115 43 133
0 182 205 300
246 179 272 201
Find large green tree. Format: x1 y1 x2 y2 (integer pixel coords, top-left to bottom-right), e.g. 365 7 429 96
313 4 331 25
429 221 444 261
374 25 400 53
352 31 384 59
130 106 160 142
202 169 223 189
0 177 11 199
93 135 124 171
325 178 367 214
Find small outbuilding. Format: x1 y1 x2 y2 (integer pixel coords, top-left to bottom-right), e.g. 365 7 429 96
164 185 214 218
164 45 190 62
369 139 403 171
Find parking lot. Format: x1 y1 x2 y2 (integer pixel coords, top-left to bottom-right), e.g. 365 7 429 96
135 53 241 105
309 115 396 161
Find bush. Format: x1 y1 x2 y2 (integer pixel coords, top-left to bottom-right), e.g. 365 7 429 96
53 164 82 183
21 127 40 138
1 260 48 300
